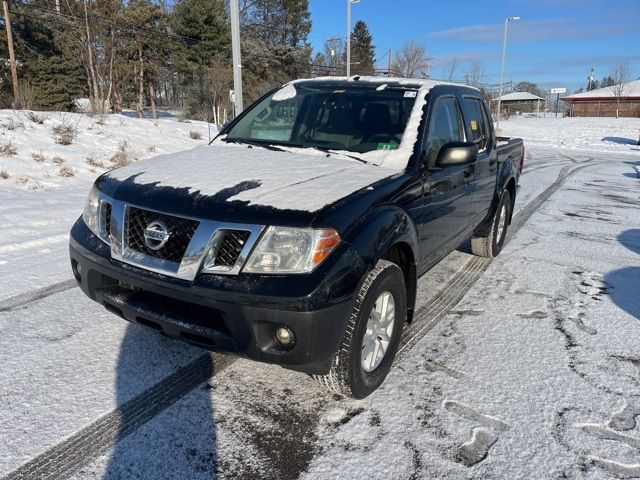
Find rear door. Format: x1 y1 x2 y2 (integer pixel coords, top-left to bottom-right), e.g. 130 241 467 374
461 96 497 221
418 95 474 269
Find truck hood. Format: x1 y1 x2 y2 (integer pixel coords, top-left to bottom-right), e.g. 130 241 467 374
99 143 395 225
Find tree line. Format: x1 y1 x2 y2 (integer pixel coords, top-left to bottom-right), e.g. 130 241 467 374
0 0 316 119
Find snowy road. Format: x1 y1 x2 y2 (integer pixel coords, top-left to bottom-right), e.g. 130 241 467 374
1 140 640 478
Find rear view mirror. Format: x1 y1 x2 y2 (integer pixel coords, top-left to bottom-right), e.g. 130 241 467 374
436 141 478 167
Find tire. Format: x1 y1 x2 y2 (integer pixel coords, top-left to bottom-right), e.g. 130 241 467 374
471 190 511 258
314 259 406 399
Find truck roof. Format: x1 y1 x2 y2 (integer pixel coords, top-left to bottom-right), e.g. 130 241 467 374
292 76 472 92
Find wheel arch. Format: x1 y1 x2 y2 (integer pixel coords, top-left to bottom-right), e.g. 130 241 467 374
382 241 417 323
343 205 419 323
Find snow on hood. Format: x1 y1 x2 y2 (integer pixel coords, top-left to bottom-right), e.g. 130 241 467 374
105 143 395 212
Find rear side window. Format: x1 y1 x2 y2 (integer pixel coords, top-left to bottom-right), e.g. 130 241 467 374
462 97 489 151
426 97 464 167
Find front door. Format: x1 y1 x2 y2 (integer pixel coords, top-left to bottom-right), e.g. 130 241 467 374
419 95 474 270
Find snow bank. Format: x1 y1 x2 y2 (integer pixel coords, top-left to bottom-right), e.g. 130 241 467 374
0 110 212 190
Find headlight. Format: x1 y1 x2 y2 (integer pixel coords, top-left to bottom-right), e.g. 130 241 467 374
243 226 340 274
82 185 109 243
82 185 101 238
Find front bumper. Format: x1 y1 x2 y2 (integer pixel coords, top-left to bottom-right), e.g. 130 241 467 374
70 219 359 375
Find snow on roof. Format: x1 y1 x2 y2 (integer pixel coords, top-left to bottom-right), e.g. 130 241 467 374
563 79 640 100
295 75 458 89
497 91 545 102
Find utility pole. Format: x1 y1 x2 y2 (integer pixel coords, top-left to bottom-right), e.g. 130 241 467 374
2 0 19 108
388 48 391 76
588 67 594 91
327 36 341 75
230 0 243 116
346 0 360 76
496 16 520 131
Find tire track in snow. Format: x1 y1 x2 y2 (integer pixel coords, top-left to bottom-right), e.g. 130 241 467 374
0 279 77 312
2 158 600 480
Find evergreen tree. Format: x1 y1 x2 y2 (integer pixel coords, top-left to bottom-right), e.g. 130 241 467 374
350 20 375 76
600 75 615 87
171 0 230 119
240 0 312 104
4 7 85 110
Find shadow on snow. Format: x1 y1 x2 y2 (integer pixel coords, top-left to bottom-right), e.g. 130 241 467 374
102 323 219 479
604 229 640 321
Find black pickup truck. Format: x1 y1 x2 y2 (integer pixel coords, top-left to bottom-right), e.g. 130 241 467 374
70 77 524 398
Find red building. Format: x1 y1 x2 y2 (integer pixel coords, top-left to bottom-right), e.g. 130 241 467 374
562 79 640 117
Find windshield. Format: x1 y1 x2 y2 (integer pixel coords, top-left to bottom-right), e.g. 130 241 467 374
224 84 418 154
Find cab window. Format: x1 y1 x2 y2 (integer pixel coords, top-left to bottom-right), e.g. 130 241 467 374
426 97 464 168
462 97 489 151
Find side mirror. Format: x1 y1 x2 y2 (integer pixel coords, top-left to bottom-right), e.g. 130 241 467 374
435 141 478 167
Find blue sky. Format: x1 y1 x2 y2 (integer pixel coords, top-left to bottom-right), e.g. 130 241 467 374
308 0 640 92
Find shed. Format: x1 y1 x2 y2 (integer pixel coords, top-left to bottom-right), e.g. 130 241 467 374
493 91 546 116
561 79 640 117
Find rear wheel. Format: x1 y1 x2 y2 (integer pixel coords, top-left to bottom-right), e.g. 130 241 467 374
314 260 406 399
471 190 511 258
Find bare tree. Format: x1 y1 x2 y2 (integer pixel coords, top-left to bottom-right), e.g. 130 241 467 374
467 61 486 87
443 56 460 82
610 58 630 118
391 41 430 78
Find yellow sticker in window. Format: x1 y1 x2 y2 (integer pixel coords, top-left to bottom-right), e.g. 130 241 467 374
470 120 478 131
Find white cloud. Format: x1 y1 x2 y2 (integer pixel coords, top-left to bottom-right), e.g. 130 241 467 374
426 18 640 43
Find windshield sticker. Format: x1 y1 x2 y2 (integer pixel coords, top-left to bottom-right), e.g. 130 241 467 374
470 120 478 131
377 143 399 151
404 91 418 98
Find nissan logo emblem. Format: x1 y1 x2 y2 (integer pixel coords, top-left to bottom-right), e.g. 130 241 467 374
143 220 170 250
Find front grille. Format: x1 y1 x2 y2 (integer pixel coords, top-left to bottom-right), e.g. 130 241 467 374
101 202 112 238
213 230 251 267
126 207 199 263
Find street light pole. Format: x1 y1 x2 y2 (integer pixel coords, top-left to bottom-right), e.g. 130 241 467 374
230 0 243 116
346 0 360 76
496 16 519 131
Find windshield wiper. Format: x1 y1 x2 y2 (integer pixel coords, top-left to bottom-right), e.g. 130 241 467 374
285 144 368 164
222 137 285 152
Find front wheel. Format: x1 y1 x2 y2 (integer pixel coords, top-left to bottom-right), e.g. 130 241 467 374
314 260 406 399
471 190 511 258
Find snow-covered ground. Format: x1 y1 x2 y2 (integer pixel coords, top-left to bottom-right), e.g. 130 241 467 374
500 115 640 157
1 114 639 479
0 109 212 190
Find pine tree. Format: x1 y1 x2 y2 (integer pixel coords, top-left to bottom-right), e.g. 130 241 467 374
4 7 85 110
600 75 615 88
350 20 375 76
240 0 312 104
171 0 230 119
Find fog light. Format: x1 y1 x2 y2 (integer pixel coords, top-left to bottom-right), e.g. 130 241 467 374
275 326 293 346
71 259 82 282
